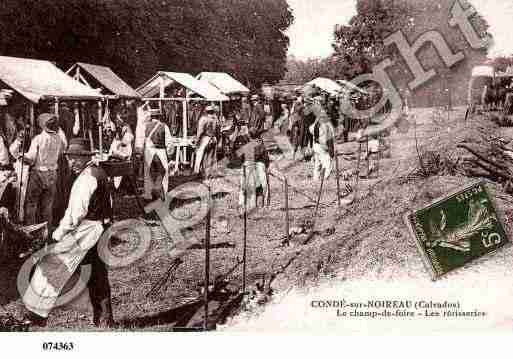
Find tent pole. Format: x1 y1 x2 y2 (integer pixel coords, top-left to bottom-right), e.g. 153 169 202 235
29 103 35 138
54 98 59 129
98 100 103 156
159 77 165 112
204 183 212 330
183 99 187 168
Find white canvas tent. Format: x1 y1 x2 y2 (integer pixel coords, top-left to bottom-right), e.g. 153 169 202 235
305 77 342 96
471 65 495 78
337 79 368 94
305 77 368 96
196 72 250 96
136 71 229 101
66 62 140 99
136 72 228 173
0 55 102 103
0 56 104 222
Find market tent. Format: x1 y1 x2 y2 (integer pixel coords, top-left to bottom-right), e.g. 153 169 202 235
66 62 140 99
472 65 495 77
305 77 342 95
337 79 368 94
136 71 229 101
0 55 102 103
196 72 250 95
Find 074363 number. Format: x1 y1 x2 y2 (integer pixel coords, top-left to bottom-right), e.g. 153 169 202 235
42 342 75 351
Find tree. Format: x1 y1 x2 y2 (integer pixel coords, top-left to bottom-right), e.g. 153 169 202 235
331 0 491 107
0 0 293 89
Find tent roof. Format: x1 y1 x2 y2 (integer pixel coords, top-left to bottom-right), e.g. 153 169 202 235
472 65 495 77
0 55 102 103
336 79 368 94
69 62 140 98
305 77 368 95
305 77 342 95
136 71 229 101
196 72 250 95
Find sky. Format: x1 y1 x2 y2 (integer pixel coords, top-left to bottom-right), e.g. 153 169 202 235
286 0 513 60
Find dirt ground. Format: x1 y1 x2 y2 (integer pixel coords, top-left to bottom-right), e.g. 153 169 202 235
2 106 512 331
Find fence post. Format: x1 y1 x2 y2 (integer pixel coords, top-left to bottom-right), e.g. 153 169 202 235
204 183 211 330
284 177 290 246
242 164 248 294
335 152 341 210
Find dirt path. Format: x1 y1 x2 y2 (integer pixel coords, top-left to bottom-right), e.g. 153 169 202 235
4 106 512 331
223 107 513 332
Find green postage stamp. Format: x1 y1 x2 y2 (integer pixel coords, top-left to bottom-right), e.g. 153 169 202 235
405 181 509 280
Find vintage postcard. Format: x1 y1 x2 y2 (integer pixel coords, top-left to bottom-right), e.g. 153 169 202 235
2 0 513 356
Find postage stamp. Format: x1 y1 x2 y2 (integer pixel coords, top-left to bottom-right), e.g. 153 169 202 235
405 181 509 280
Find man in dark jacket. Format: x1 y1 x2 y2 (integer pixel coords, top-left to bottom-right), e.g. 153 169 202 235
23 139 114 328
249 95 266 133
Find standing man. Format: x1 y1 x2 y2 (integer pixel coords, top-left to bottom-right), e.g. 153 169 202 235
309 110 335 181
23 139 114 327
249 94 266 134
59 102 75 142
289 96 305 159
109 113 135 190
194 105 218 177
0 125 23 218
22 113 67 231
139 111 172 201
238 128 270 214
240 96 252 126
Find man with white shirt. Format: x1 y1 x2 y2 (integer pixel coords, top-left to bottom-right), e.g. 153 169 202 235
20 113 67 230
309 109 335 181
23 138 114 327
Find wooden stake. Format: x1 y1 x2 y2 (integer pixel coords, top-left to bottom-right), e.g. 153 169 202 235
204 184 211 330
266 167 271 207
334 150 341 210
242 164 248 294
54 98 59 117
354 140 363 202
98 101 103 156
284 177 290 246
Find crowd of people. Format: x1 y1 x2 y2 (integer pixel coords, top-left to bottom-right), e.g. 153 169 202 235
0 83 365 328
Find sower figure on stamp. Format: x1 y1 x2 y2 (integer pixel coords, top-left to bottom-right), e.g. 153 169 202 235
23 139 114 328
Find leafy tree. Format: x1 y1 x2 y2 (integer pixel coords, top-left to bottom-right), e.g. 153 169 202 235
330 0 491 107
0 0 293 89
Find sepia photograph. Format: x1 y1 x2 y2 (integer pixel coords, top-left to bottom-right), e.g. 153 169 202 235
1 0 513 355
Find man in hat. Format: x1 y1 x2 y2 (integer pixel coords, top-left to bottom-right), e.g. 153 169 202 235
238 128 270 214
289 96 305 159
309 110 335 181
21 113 67 231
59 102 75 142
140 111 172 201
23 138 114 327
194 105 218 177
249 94 266 134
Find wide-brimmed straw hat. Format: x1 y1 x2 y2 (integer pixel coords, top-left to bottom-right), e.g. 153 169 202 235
65 138 95 156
